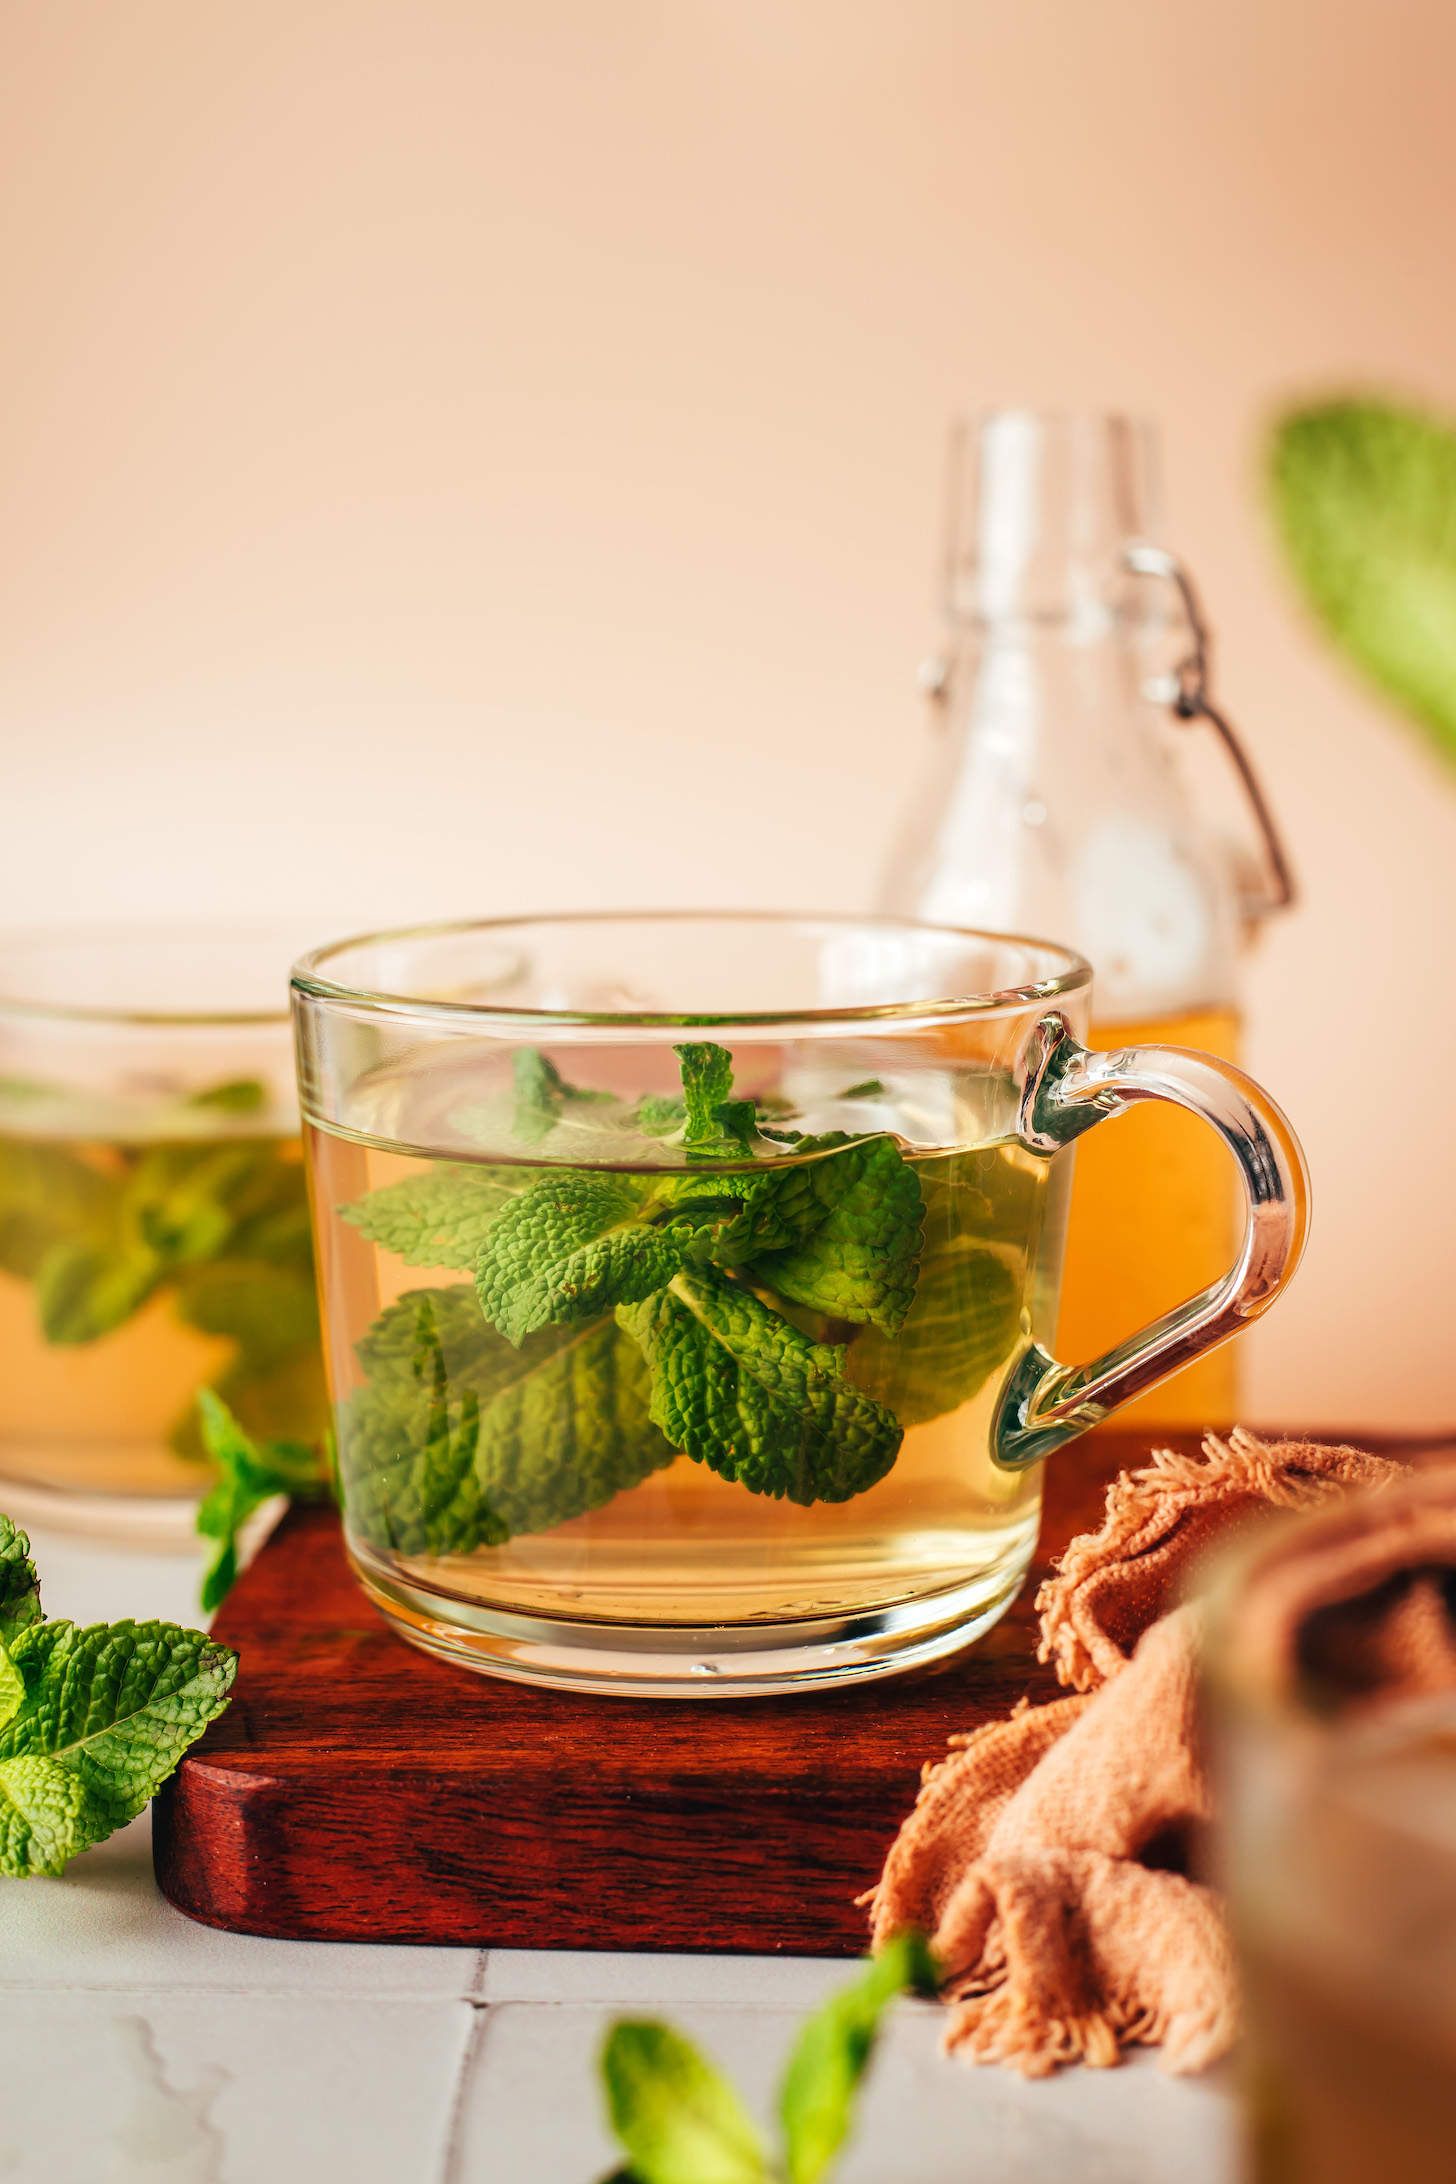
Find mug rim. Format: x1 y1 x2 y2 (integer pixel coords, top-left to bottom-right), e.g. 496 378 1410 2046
0 919 337 1029
290 908 1093 1031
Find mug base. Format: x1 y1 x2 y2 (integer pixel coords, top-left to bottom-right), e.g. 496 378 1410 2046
347 1540 1036 1697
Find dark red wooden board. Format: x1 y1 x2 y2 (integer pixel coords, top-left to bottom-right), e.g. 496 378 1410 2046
153 1430 1442 1954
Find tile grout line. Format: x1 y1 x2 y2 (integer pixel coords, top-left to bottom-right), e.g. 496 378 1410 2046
437 1951 490 2184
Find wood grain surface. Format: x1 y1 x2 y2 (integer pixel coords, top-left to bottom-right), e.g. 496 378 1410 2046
152 1430 1444 1953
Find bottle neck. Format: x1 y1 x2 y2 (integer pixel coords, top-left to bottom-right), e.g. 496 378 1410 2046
944 410 1160 629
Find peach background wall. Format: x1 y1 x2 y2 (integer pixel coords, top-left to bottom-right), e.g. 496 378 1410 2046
1 0 1454 1427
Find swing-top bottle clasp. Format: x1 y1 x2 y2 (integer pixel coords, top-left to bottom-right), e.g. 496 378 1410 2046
1125 541 1295 920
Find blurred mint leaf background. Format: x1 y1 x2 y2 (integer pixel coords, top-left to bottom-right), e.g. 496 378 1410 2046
1271 398 1456 767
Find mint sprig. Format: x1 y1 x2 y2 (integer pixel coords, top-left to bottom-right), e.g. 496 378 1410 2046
337 1044 924 1540
600 1936 939 2184
0 1513 237 1878
195 1391 332 1613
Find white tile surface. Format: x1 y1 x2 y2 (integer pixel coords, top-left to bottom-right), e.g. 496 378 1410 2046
482 1947 851 2008
19 1522 211 1630
0 1532 1243 2184
453 1996 1240 2184
0 1809 482 2000
0 1989 475 2184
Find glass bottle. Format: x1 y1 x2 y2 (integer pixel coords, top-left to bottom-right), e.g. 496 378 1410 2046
881 411 1292 1427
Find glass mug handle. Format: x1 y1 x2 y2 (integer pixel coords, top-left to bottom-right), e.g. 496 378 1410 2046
994 1015 1310 1470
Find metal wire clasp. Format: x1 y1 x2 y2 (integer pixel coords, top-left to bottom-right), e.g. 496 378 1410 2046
1126 542 1296 917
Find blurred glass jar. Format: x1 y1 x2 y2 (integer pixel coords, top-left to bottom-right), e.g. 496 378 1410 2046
1208 1482 1456 2183
882 412 1293 1428
0 927 329 1544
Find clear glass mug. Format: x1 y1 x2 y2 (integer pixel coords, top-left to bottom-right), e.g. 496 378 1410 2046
292 913 1308 1694
0 926 327 1545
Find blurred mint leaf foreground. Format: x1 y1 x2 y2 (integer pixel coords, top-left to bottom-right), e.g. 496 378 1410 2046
599 1934 939 2184
0 1512 237 1877
1272 397 1456 763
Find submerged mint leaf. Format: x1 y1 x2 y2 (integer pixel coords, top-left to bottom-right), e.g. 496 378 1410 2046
602 2020 767 2184
175 1259 319 1360
0 1515 42 1650
0 1615 238 1875
124 1141 276 1268
635 1092 687 1137
390 1295 499 1559
187 1078 267 1113
339 1286 676 1553
512 1048 617 1148
778 1936 939 2184
845 1157 1026 1426
35 1237 160 1345
750 1136 922 1335
617 1266 902 1505
1272 399 1456 767
195 1390 328 1612
0 1140 116 1282
654 1169 816 1269
340 1162 524 1270
475 1173 684 1346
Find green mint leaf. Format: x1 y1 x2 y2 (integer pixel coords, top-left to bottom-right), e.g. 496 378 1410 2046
475 1173 685 1346
0 1616 238 1874
1271 399 1456 767
35 1237 160 1345
843 1159 1025 1425
673 1044 766 1161
341 1162 525 1270
345 1294 500 1560
635 1093 686 1137
339 1286 675 1552
174 1259 320 1360
0 1652 23 1734
167 1251 329 1467
513 1048 616 1148
0 1515 42 1651
0 1140 116 1281
750 1137 922 1334
214 1144 314 1267
602 2021 767 2184
617 1267 902 1505
653 1171 812 1269
0 1756 95 1878
838 1080 886 1101
778 1936 939 2184
186 1078 267 1113
675 1044 735 1141
181 1344 330 1461
194 1391 327 1612
122 1142 277 1268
